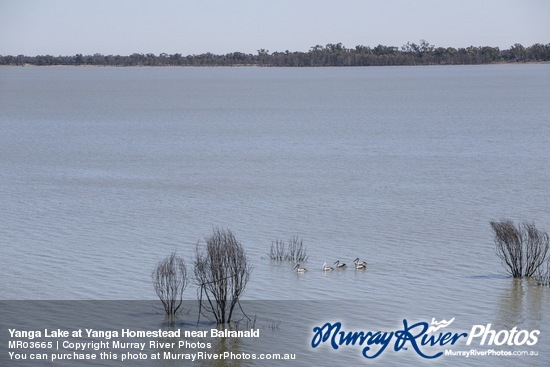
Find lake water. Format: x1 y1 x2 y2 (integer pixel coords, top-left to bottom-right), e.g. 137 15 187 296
1 65 549 366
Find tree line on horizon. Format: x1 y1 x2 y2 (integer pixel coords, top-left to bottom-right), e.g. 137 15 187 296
1 40 549 67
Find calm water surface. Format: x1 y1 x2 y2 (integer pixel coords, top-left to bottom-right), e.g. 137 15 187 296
1 65 549 366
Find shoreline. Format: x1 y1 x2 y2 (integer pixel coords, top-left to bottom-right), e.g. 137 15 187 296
1 61 549 68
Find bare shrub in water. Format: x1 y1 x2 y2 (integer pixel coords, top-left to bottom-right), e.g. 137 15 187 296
194 228 252 324
490 220 549 278
152 251 188 321
269 236 308 262
269 239 286 261
287 235 308 262
534 263 550 286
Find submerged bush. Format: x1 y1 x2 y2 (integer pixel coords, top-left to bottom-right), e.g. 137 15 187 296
194 228 252 325
152 251 188 321
269 239 286 261
490 220 549 278
533 258 550 286
269 236 308 262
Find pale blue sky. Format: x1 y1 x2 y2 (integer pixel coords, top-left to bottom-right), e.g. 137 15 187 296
1 0 548 55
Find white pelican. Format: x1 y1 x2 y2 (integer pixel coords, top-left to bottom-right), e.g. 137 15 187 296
354 257 367 266
333 260 347 269
354 258 367 269
323 262 334 272
294 263 308 273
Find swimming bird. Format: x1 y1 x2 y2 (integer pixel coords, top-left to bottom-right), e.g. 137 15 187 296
294 263 308 273
354 257 367 266
354 258 367 269
333 260 347 269
323 262 334 272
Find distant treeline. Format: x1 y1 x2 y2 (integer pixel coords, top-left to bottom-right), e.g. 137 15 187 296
2 40 549 67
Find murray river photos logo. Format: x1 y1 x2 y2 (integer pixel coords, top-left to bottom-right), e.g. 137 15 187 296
311 318 540 360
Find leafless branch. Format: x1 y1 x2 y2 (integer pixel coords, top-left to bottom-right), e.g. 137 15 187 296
194 228 252 324
152 251 188 322
490 220 549 278
269 236 308 262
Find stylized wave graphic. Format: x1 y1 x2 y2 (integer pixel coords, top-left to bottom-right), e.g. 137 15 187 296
427 317 455 333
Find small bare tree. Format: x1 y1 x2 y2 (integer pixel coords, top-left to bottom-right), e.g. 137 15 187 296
534 262 550 286
268 236 308 262
287 235 308 262
490 220 549 278
194 228 252 324
269 239 286 261
152 251 188 321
